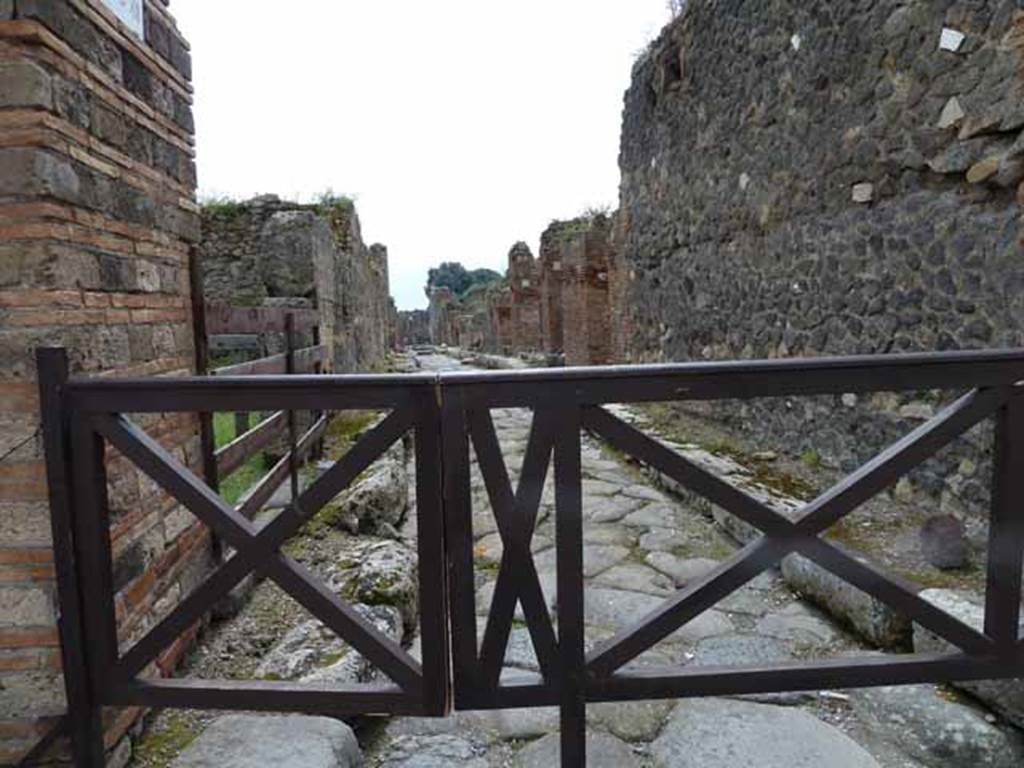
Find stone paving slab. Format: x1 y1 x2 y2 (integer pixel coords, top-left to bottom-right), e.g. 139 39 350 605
366 353 1023 768
173 715 362 768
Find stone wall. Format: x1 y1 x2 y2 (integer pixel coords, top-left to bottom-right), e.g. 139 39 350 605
198 195 395 373
0 1 202 763
615 1 1024 532
397 309 429 347
506 242 542 353
426 285 456 349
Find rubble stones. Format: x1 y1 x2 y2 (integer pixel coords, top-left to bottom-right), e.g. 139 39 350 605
918 514 968 570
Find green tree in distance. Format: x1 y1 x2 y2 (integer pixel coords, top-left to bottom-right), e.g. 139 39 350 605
427 262 503 297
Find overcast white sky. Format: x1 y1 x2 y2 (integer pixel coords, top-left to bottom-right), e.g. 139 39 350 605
170 1 672 310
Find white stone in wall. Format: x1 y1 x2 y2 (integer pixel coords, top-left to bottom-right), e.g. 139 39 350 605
851 182 874 203
738 172 751 190
937 97 965 129
939 28 965 52
100 0 144 38
790 33 802 51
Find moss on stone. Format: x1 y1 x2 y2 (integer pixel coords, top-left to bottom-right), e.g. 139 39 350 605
132 712 200 767
325 410 380 452
800 449 823 469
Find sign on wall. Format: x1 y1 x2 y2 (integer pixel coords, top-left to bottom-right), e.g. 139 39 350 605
100 0 144 39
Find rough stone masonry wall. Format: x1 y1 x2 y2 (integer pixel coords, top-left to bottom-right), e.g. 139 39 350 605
615 0 1024 533
199 196 394 373
0 1 202 763
397 309 429 347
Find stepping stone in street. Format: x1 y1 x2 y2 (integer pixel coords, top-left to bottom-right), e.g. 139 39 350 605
173 715 362 768
513 731 641 767
849 684 1024 768
651 698 880 767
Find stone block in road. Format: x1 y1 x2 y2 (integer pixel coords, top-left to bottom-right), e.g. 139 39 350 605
914 589 1024 730
652 698 879 768
173 715 362 768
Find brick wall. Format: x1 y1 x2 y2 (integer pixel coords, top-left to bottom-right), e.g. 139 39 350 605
560 216 613 366
0 1 201 763
422 225 616 365
538 223 567 355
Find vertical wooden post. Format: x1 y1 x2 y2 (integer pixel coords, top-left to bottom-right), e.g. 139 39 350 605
234 412 249 441
414 386 450 715
985 389 1024 652
36 349 105 767
554 406 585 767
285 312 300 501
441 389 479 708
311 323 324 461
189 247 221 561
188 248 218 489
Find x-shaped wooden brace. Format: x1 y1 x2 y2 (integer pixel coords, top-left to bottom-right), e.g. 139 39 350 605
585 387 1009 676
469 409 560 688
90 409 423 692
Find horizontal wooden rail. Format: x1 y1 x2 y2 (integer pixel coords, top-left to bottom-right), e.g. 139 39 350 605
215 411 287 478
211 345 327 377
109 678 422 716
69 348 1024 413
236 414 329 519
204 303 319 335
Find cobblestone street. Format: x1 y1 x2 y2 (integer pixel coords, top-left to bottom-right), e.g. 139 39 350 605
362 352 1023 768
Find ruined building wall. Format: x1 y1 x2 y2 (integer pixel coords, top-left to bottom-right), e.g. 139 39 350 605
199 196 394 373
427 286 456 347
397 309 429 347
539 223 567 355
506 242 542 353
0 1 202 762
554 217 614 366
617 1 1024 528
422 225 615 365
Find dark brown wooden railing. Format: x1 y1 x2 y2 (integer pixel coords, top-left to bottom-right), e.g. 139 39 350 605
32 347 1024 767
192 300 331 529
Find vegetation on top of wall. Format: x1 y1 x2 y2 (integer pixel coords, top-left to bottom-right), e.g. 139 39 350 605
427 262 504 297
314 188 356 215
550 205 613 243
199 194 247 220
